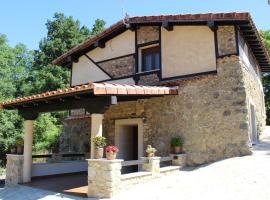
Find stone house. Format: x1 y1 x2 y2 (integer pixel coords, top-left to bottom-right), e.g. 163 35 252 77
1 12 269 171
53 12 268 166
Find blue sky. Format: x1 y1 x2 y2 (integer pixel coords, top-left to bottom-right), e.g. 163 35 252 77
0 0 269 50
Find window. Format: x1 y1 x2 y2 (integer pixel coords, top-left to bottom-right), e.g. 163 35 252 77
141 46 160 72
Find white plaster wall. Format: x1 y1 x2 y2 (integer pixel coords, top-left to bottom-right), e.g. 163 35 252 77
238 32 263 91
32 161 87 177
161 26 216 78
87 30 135 62
106 78 135 85
72 55 110 86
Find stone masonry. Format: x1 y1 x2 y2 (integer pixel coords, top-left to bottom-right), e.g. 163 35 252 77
217 26 237 56
104 56 258 166
5 154 24 186
137 26 159 44
98 55 135 78
141 157 160 175
241 60 266 136
137 72 160 85
87 159 123 198
59 118 91 153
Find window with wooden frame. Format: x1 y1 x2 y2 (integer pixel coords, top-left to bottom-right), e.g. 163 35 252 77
141 46 160 72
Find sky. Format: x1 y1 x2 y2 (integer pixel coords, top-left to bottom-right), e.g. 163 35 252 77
0 0 269 50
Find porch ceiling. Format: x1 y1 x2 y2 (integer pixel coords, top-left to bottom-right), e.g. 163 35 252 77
0 82 178 119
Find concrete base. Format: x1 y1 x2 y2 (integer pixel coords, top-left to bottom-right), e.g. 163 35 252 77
170 154 186 167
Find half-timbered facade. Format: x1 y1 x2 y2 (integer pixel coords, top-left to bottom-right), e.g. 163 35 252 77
1 14 269 191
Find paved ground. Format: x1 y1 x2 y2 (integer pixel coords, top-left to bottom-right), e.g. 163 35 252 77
1 132 270 200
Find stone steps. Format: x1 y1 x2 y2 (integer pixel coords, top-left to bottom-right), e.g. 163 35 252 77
160 166 181 176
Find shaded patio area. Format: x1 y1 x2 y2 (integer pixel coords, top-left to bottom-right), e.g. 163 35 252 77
23 172 88 198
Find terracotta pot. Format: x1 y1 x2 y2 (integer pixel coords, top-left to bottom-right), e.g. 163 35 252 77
106 151 117 160
16 146 23 154
147 153 155 157
174 146 182 154
94 147 104 159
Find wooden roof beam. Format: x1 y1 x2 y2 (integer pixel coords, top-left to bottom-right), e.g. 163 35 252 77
162 21 174 31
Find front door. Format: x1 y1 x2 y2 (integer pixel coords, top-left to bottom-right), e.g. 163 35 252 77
117 125 138 173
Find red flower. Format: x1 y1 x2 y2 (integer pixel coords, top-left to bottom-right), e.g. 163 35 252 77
105 145 119 153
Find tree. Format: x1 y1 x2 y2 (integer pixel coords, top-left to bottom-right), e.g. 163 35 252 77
260 30 270 124
28 13 106 94
0 14 106 166
0 34 30 161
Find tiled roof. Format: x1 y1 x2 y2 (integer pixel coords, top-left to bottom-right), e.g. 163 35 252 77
0 82 178 108
51 12 270 71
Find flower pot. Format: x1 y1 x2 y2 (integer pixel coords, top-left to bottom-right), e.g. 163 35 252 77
147 153 155 157
17 146 23 154
174 146 182 154
106 151 117 160
94 147 104 159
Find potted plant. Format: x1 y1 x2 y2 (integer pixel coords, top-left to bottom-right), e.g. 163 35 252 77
171 136 184 154
92 136 106 159
146 145 157 157
16 138 24 154
105 145 119 160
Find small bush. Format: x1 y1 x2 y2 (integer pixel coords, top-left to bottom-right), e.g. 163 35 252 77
171 136 184 147
92 136 106 148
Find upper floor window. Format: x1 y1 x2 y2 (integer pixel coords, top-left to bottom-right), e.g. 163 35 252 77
141 46 160 72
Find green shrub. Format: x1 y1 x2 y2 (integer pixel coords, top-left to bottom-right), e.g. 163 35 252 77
92 136 106 148
171 136 184 147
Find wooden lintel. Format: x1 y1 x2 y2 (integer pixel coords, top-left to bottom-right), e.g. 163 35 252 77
162 21 173 31
207 20 216 32
94 40 105 48
18 96 112 114
67 56 79 63
125 23 136 31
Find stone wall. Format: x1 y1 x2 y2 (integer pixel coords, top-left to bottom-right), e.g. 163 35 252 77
241 60 266 136
59 118 91 153
217 26 237 56
137 26 159 44
136 72 160 85
5 154 24 186
98 55 135 78
103 56 256 166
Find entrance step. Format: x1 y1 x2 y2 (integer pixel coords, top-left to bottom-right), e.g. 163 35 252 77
160 166 181 176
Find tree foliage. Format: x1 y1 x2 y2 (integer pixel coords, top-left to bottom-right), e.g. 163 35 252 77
0 13 106 164
261 30 270 124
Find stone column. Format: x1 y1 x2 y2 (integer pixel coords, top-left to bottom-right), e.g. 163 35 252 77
87 159 123 198
5 154 24 186
23 120 34 183
141 157 161 174
170 154 187 167
90 114 103 158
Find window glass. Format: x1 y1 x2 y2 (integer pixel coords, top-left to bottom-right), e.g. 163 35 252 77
141 46 160 72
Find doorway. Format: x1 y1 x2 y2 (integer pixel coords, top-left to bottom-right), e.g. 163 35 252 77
250 104 258 145
115 119 143 174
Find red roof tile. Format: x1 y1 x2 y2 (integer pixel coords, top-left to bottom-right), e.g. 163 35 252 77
0 82 178 108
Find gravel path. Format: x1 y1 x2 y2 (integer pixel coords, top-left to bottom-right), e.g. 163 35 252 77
1 134 270 200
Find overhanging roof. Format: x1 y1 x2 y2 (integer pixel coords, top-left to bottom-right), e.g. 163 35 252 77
51 12 270 72
0 83 178 117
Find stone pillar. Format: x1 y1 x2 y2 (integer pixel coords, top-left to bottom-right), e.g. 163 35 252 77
170 154 187 167
90 114 103 158
23 120 34 183
141 157 160 174
87 159 123 198
5 154 24 186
